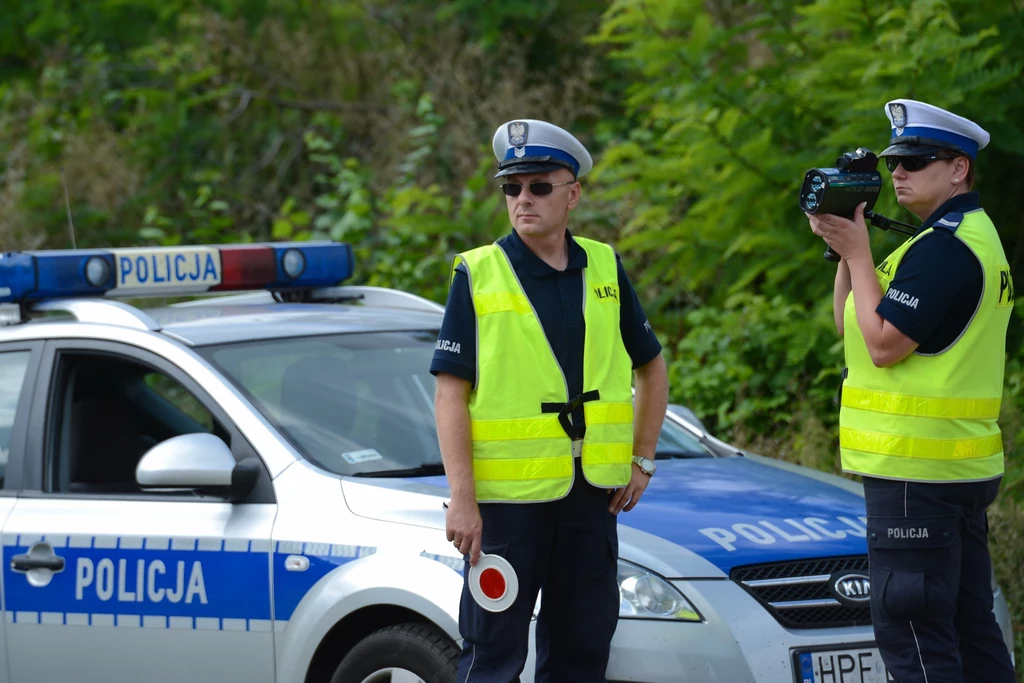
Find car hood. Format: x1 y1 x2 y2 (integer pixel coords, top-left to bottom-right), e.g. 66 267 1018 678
341 455 870 578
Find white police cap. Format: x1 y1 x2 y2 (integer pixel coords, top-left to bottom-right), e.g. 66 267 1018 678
880 99 990 159
491 119 594 179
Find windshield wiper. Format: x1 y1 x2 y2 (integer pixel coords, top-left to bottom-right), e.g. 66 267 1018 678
351 463 447 478
655 448 710 460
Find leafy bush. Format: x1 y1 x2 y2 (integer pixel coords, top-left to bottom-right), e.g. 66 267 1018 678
667 292 842 436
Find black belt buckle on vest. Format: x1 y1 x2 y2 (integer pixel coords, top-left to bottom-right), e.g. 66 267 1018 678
541 390 600 440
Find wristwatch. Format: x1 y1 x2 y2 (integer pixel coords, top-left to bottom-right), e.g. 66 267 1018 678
631 456 656 476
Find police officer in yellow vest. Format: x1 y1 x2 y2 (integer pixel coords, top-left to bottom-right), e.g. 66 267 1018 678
431 119 668 682
807 100 1016 683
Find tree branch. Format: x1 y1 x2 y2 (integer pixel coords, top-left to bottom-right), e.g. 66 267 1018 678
240 88 391 113
224 88 252 124
275 134 306 183
763 1 808 57
637 6 788 191
638 3 812 162
240 131 287 179
703 124 790 191
861 0 875 28
640 5 774 133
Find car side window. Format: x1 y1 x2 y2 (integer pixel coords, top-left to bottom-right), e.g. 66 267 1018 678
47 351 227 495
0 350 32 487
143 372 215 432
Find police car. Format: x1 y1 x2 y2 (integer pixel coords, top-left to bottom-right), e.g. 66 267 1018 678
0 242 1013 683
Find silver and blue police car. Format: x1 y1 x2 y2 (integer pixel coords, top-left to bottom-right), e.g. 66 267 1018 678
0 242 1013 683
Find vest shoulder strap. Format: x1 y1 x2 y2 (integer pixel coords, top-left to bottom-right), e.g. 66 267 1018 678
574 235 611 253
932 211 965 233
451 244 502 285
573 236 616 272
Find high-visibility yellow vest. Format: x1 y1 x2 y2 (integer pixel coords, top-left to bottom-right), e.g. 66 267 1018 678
453 236 634 503
840 208 1014 482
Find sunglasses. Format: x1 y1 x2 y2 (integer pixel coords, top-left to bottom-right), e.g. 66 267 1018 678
885 155 952 173
500 181 575 197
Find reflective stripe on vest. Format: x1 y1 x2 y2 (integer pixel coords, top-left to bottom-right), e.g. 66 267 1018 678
455 237 634 502
840 209 1012 483
840 386 1001 420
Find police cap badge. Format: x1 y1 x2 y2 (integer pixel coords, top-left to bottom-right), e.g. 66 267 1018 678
889 103 907 135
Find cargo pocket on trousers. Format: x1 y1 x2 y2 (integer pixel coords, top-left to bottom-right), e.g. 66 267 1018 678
867 515 960 621
585 534 620 631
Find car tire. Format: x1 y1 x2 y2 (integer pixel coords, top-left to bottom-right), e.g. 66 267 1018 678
329 622 460 683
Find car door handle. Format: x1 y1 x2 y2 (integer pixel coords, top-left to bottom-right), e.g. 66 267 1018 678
10 554 65 572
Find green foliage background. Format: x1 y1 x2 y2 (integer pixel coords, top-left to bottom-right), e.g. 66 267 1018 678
2 0 1022 675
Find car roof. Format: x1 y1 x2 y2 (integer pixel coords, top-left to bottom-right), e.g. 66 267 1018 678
151 303 444 346
3 287 446 346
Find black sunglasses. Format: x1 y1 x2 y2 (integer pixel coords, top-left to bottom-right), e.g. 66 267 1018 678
500 181 575 197
885 154 952 173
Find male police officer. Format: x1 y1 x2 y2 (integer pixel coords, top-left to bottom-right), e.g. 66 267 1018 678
431 119 668 682
807 100 1016 683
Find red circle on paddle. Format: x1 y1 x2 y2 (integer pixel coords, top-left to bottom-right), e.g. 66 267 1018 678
479 567 507 600
468 553 518 612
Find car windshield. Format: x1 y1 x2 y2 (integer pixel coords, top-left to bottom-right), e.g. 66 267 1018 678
198 331 712 477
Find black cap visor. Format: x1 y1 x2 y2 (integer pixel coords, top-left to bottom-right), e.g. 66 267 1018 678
880 135 964 158
494 156 575 179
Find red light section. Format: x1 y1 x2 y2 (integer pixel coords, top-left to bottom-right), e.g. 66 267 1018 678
479 567 507 600
211 246 276 291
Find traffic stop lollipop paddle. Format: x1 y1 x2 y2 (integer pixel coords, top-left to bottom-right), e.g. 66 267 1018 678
468 553 519 612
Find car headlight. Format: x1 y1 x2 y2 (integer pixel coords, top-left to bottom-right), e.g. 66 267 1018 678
617 559 702 621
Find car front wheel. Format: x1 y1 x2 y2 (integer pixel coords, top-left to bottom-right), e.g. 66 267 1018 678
330 622 459 683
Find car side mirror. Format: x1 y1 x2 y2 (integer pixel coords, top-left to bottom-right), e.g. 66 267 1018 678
135 433 258 501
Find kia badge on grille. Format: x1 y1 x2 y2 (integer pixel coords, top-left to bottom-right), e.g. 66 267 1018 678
832 572 871 605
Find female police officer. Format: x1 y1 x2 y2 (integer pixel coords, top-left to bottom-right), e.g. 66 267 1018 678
807 99 1016 683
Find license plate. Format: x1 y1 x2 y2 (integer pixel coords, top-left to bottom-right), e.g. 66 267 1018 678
796 647 892 683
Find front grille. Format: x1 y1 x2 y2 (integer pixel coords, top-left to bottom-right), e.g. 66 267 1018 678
731 556 871 629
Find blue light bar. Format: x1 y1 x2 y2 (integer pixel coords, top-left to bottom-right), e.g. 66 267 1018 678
0 242 354 304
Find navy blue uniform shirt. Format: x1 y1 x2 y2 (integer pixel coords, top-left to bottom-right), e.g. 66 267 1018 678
430 230 661 427
875 192 985 354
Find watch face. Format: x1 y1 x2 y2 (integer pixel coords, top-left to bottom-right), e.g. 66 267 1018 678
633 457 654 474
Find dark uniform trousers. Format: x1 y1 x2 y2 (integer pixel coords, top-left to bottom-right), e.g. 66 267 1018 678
457 458 619 683
863 476 1016 683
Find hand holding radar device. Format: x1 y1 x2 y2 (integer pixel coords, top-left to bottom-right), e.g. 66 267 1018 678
468 553 519 612
799 148 916 262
